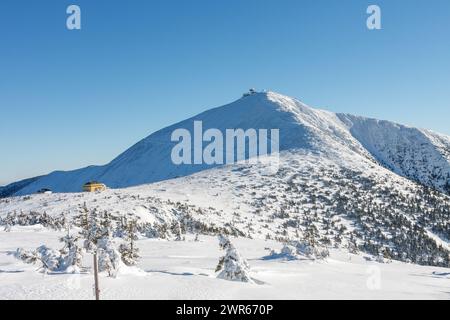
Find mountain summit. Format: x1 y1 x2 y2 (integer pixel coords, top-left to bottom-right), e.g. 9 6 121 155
8 91 450 196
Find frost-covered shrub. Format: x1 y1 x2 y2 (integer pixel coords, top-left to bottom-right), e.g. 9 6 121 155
172 221 184 241
295 241 329 259
77 207 143 276
375 254 387 264
14 232 83 273
266 244 300 260
59 234 83 273
36 245 61 271
97 238 121 277
14 248 39 264
280 244 298 257
119 242 139 266
118 217 140 266
0 211 67 230
267 241 329 261
215 235 253 283
15 246 63 273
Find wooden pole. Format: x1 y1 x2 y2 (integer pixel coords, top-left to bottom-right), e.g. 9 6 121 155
93 252 100 300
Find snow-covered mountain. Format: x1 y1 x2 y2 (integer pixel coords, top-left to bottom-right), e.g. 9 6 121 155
2 91 450 271
0 176 42 198
9 91 450 196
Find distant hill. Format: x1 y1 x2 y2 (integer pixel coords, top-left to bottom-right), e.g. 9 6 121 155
0 176 43 198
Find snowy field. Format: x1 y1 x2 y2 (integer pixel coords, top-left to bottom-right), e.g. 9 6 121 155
1 228 449 300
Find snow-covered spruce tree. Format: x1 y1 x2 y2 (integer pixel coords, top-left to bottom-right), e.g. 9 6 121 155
97 237 121 277
95 211 121 276
173 220 184 241
114 216 127 238
2 212 12 232
215 235 253 283
35 245 62 273
79 208 121 277
59 224 83 273
119 217 140 266
76 203 89 227
293 226 330 259
80 208 101 252
100 211 114 238
276 243 300 260
75 203 91 245
347 234 359 254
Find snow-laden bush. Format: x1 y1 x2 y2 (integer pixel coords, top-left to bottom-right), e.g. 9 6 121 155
215 235 253 283
265 244 300 260
15 245 62 273
118 216 140 266
280 244 298 257
14 248 39 265
59 233 83 273
266 241 329 261
119 242 139 266
14 225 83 273
97 238 121 277
295 240 329 259
0 211 67 230
173 221 185 241
36 245 61 271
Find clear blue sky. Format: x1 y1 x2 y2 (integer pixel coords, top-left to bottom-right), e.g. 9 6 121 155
1 0 449 185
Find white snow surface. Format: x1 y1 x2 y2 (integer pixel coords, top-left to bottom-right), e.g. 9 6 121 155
0 232 449 300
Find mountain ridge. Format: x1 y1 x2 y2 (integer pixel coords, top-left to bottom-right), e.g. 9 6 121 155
8 91 450 196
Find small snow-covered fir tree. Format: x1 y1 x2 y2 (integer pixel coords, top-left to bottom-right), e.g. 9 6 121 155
78 208 121 277
97 238 121 277
114 216 127 238
347 235 359 254
215 235 253 283
174 221 184 241
292 227 330 259
294 239 329 259
2 212 15 232
3 221 12 232
270 243 300 260
119 218 140 266
81 208 104 252
35 245 61 273
59 224 83 273
75 203 89 231
100 211 114 238
96 214 121 276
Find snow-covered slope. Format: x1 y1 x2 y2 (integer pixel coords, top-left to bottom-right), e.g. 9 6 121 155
1 233 449 300
338 114 450 193
2 150 450 267
10 91 450 196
